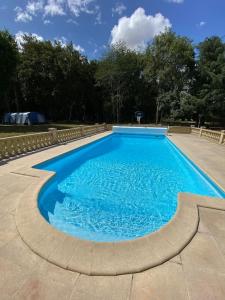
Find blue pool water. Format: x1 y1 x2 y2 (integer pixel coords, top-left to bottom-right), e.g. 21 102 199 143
35 133 225 242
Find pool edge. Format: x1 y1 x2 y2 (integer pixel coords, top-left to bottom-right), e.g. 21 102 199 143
15 132 225 275
167 135 225 196
16 174 225 275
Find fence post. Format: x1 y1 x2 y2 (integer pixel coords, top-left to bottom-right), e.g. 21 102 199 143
103 123 108 131
48 128 58 144
219 130 225 144
80 126 85 136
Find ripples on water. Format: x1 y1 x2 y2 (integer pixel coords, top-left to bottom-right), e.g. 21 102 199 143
37 134 224 242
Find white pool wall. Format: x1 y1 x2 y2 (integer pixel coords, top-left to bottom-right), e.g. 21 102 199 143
112 126 168 135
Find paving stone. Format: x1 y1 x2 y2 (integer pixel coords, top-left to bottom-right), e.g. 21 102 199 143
0 256 32 297
0 186 11 198
0 212 17 231
0 173 37 193
196 209 225 262
48 236 79 269
1 132 225 299
37 260 79 286
199 207 225 237
184 267 225 300
210 232 225 260
0 191 22 213
130 262 189 300
0 236 43 271
90 242 116 275
169 134 225 191
0 213 18 248
70 274 132 300
169 254 182 265
12 273 75 300
181 232 225 275
67 239 94 275
0 231 18 249
197 218 210 234
112 237 161 275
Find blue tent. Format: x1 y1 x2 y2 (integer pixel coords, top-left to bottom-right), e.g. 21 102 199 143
3 112 46 125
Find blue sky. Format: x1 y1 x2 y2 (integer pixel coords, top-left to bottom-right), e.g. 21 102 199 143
0 0 225 59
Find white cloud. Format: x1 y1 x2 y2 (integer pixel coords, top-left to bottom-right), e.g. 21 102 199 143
15 20 84 53
199 21 206 27
112 2 126 16
15 7 33 22
111 8 171 51
14 0 100 23
15 1 44 22
44 0 65 16
94 5 102 24
74 44 85 53
67 0 95 17
167 0 184 3
15 31 27 49
15 0 65 22
15 32 85 54
27 1 44 15
95 11 102 24
196 21 206 28
54 36 68 47
43 19 52 24
30 33 44 41
92 44 107 57
66 18 78 24
15 31 44 49
54 36 85 52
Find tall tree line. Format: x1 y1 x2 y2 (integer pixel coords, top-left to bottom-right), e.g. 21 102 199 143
0 30 225 125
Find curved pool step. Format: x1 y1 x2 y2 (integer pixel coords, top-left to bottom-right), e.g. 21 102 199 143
15 170 225 275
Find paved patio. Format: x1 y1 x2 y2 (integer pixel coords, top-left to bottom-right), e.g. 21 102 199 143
0 132 225 299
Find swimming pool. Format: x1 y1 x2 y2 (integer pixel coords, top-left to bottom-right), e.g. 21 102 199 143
35 133 225 242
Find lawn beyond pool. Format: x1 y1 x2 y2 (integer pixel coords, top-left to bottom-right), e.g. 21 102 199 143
0 123 86 138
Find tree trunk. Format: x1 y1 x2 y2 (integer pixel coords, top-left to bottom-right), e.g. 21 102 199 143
155 102 159 124
14 86 19 112
68 102 75 121
4 92 10 112
116 94 119 124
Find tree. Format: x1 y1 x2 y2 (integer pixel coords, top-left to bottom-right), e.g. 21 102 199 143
144 31 195 123
196 36 225 124
0 30 18 115
0 28 225 126
96 43 146 123
51 41 89 121
17 36 56 117
17 36 92 121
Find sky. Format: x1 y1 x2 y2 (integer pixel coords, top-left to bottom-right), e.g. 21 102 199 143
0 0 225 59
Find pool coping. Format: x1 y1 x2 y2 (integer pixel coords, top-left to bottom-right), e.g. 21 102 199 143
168 135 225 196
15 133 225 276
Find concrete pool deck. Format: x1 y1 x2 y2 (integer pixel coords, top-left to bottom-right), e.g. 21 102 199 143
0 132 225 298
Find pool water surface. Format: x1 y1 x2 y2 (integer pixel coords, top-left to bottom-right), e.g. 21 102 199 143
35 133 225 242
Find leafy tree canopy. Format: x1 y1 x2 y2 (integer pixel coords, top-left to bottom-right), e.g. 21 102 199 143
0 30 224 126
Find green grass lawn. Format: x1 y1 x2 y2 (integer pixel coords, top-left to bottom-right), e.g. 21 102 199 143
0 123 86 138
